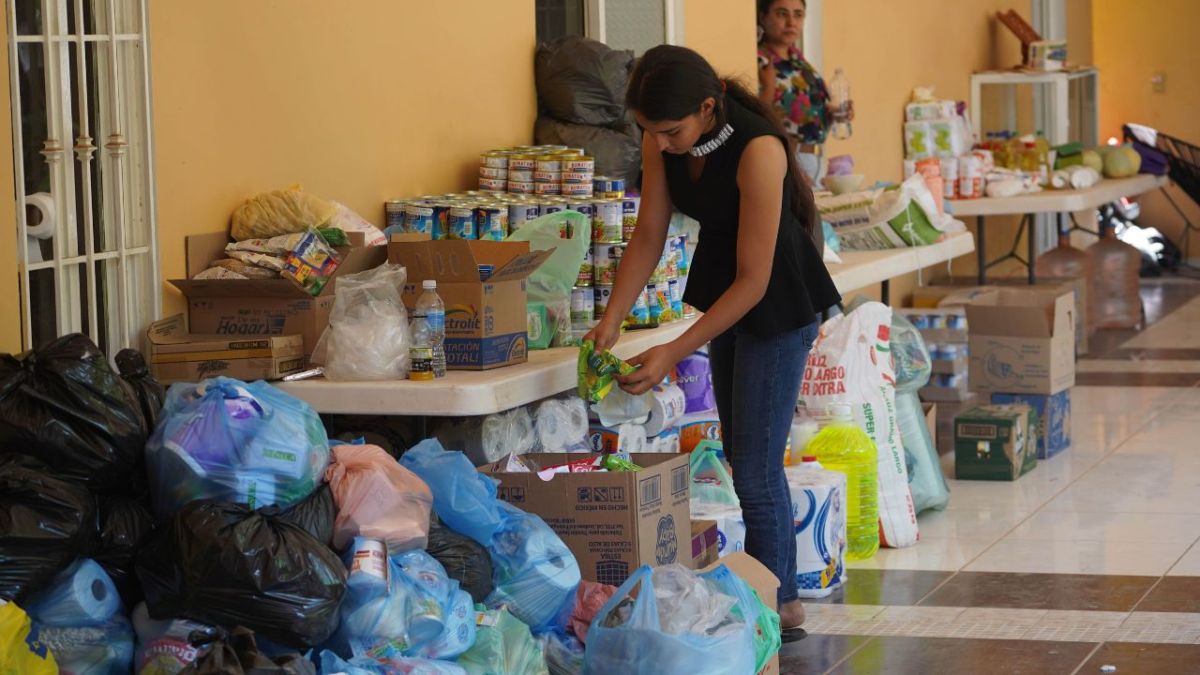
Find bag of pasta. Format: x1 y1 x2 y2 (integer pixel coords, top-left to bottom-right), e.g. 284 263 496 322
230 185 338 241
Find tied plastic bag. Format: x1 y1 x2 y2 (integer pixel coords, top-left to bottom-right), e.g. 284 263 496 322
230 185 338 242
180 626 315 675
577 340 636 404
426 520 494 604
798 303 920 548
131 602 214 675
277 483 336 548
145 377 330 519
534 36 633 127
398 440 505 547
456 606 549 675
507 211 590 347
583 564 755 675
688 446 739 508
24 559 120 628
135 500 348 648
0 454 95 603
541 632 585 675
92 495 154 607
326 443 433 552
570 581 617 644
393 549 476 660
0 333 149 491
37 612 135 675
319 264 411 381
0 600 58 674
319 650 468 675
116 349 166 429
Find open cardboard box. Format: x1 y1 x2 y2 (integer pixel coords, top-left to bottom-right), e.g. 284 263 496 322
169 230 387 360
967 287 1076 395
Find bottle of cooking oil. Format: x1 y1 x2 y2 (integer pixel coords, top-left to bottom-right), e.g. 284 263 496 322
807 403 879 560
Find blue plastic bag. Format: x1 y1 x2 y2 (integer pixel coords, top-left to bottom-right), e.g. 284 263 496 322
393 549 476 660
37 612 134 675
319 649 468 675
583 565 755 675
398 440 504 546
23 559 121 628
145 377 330 518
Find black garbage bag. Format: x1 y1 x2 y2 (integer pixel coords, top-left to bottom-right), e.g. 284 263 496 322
91 495 154 606
277 483 335 549
136 500 347 649
426 517 494 603
0 334 148 491
535 35 634 127
181 626 316 675
535 116 641 185
0 453 95 602
116 348 166 429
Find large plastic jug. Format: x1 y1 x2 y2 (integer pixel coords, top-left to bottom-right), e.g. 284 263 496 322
1087 226 1142 329
807 404 879 560
1036 229 1093 334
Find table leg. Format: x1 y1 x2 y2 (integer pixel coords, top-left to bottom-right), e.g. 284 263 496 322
1027 215 1037 285
880 279 890 305
976 215 987 284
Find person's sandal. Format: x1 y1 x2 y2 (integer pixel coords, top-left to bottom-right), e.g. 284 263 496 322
781 626 808 643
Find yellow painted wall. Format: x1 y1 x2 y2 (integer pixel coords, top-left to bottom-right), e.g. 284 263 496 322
149 0 537 318
1094 0 1200 252
0 17 20 354
684 0 758 84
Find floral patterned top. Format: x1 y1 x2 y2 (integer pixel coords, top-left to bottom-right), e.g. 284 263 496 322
758 45 831 146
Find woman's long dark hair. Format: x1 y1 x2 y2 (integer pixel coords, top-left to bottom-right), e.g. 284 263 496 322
625 44 817 237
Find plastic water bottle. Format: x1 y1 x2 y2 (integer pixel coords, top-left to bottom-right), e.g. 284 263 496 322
807 403 878 560
413 279 446 378
828 68 852 140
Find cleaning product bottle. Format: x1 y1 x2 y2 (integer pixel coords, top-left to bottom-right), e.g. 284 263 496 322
828 69 852 140
807 403 878 560
786 456 848 598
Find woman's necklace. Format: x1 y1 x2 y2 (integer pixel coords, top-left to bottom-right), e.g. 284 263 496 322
689 123 734 157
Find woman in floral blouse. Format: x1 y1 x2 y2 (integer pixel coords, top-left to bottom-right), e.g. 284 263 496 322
757 0 845 184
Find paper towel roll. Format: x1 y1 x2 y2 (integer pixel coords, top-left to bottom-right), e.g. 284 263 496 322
642 384 686 437
1051 170 1070 190
25 192 56 239
617 423 647 454
536 398 589 453
26 559 120 627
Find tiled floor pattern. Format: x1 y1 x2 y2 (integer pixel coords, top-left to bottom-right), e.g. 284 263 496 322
779 274 1200 673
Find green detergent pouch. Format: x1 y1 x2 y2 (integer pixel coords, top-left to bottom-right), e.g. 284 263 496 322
577 340 636 404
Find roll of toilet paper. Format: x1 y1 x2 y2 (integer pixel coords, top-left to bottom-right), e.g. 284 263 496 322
26 559 120 627
536 398 590 453
24 192 56 239
617 423 648 454
642 384 686 437
1051 170 1070 190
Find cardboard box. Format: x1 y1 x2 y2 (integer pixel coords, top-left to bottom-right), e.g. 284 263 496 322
924 277 1091 356
954 403 1038 480
481 453 691 586
146 314 305 383
911 285 995 309
699 552 781 675
389 239 551 370
170 232 387 360
691 519 719 569
991 390 1072 459
967 288 1076 395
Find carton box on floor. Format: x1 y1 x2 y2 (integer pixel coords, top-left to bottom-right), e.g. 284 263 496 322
170 232 387 360
389 238 552 370
690 519 719 569
481 452 691 586
991 390 1072 459
954 403 1038 480
967 288 1076 395
146 314 305 383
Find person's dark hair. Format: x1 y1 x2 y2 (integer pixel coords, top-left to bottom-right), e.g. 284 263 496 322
625 44 817 237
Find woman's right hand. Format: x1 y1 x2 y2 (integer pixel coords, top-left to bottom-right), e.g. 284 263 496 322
583 315 621 354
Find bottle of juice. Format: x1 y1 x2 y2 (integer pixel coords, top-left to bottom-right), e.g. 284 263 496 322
807 403 879 560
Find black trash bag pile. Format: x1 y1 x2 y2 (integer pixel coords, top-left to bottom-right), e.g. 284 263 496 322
0 453 95 602
136 500 348 649
426 517 495 604
116 347 167 430
534 36 641 186
91 494 154 606
278 483 336 549
181 626 316 675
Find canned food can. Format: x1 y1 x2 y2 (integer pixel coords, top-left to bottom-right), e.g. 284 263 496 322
509 154 537 171
570 287 595 326
621 196 641 241
626 287 650 325
561 183 595 197
536 155 563 172
594 284 613 318
448 205 477 240
429 202 451 240
533 170 562 183
478 177 507 191
593 242 624 286
475 205 509 241
564 199 594 220
592 199 622 242
385 200 406 232
561 171 594 184
508 180 535 194
540 202 566 216
576 247 594 287
508 202 541 232
534 182 562 196
563 156 595 173
480 152 508 169
593 176 613 193
599 191 623 200
404 203 434 235
541 145 569 153
668 277 684 317
559 148 585 157
478 166 507 180
507 169 535 183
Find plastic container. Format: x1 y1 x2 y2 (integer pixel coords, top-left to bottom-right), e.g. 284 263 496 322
828 69 852 140
1087 225 1143 329
806 403 879 560
411 280 446 379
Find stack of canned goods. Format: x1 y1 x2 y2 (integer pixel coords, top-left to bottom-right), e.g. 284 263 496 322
476 145 598 198
384 191 601 242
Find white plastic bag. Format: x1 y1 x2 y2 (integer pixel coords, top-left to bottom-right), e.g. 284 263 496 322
798 302 919 548
534 398 591 453
321 264 410 381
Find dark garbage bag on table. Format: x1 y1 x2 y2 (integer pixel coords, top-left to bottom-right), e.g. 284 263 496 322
0 453 95 602
535 35 633 127
180 626 316 675
90 494 154 606
426 518 494 604
116 348 167 429
136 500 347 649
0 334 149 492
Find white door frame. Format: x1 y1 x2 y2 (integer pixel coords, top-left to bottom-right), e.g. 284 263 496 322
584 0 685 46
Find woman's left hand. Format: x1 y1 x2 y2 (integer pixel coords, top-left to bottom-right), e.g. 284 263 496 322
616 343 680 395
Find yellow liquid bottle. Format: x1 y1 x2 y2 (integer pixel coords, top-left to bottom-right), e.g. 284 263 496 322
807 403 879 560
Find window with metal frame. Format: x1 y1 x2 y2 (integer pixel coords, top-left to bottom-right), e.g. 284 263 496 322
8 0 158 355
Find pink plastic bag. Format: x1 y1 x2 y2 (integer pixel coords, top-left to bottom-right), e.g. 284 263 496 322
325 444 433 551
570 580 617 644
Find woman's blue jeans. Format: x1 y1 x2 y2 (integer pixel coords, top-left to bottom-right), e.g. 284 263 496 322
709 320 819 606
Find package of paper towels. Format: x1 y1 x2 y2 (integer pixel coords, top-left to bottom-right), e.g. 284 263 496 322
24 558 121 627
786 461 847 598
691 505 746 558
643 383 685 437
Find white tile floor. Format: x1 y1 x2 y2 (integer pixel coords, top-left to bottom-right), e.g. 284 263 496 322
848 385 1200 576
